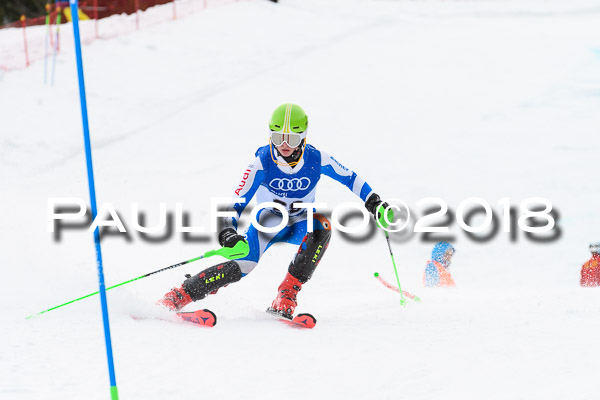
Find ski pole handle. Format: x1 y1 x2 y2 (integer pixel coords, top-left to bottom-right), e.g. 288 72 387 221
143 240 249 278
203 240 249 260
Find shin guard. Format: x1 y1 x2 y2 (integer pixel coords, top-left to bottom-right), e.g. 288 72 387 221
288 214 332 283
183 260 242 301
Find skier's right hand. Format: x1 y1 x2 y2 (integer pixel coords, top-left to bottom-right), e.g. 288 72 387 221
218 228 247 248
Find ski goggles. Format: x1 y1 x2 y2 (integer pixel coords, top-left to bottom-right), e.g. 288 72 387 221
270 130 306 148
590 243 600 253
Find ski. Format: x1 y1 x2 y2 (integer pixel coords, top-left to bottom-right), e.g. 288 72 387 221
176 309 217 327
130 310 215 327
134 308 314 329
374 272 421 302
266 308 317 329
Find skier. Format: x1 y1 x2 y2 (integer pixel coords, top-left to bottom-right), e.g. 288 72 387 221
158 103 391 318
580 242 600 287
423 241 456 287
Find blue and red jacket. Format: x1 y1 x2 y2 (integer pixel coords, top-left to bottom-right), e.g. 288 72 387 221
423 242 456 287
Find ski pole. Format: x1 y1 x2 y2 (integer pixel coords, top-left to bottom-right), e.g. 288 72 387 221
44 4 51 83
51 5 61 86
383 230 407 306
374 204 407 306
21 15 30 67
26 241 249 319
373 272 421 302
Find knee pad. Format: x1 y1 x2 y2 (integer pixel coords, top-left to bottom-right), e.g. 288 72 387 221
289 214 332 283
312 213 331 232
183 260 242 301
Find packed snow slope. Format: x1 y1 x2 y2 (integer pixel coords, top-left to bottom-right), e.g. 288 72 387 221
2 0 600 399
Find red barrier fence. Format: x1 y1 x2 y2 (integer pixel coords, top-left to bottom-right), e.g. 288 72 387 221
0 0 242 72
1 1 177 29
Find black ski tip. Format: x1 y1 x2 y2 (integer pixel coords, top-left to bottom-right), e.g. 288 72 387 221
203 309 217 326
295 313 316 324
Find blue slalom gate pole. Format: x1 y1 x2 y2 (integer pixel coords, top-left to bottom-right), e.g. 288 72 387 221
69 1 119 399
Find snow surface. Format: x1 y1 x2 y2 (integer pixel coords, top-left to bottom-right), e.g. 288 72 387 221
2 0 600 399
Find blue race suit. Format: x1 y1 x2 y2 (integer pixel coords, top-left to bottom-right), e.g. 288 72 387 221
222 143 374 276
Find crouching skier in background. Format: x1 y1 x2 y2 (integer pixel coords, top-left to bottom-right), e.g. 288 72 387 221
158 103 390 318
580 242 600 287
423 242 456 287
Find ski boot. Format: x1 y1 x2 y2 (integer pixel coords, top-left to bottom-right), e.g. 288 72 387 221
268 273 303 319
267 213 331 318
157 285 193 311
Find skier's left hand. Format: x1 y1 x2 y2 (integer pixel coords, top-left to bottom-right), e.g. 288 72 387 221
365 193 394 229
218 228 247 248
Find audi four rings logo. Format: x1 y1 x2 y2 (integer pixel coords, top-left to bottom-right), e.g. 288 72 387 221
269 177 311 191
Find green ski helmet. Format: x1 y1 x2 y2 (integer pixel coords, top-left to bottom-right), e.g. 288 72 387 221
269 103 308 146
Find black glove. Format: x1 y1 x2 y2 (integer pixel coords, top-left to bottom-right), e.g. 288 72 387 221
365 193 388 217
218 228 247 248
365 193 393 228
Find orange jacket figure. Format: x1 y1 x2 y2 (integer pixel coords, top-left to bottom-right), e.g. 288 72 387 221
423 242 456 287
581 243 600 287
